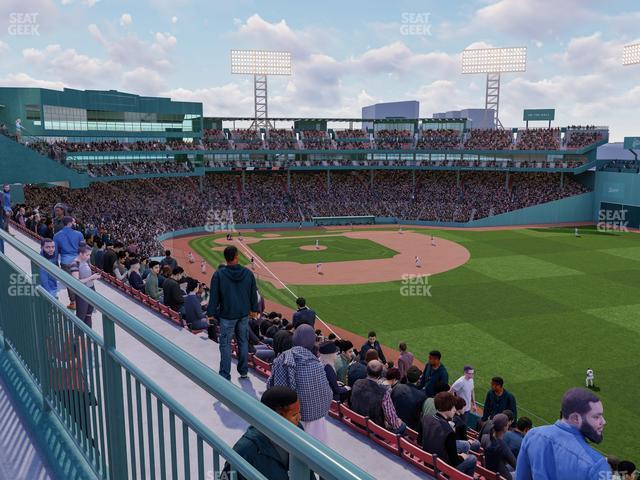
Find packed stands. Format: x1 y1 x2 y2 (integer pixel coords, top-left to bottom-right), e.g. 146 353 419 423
416 129 462 150
77 160 194 177
565 128 604 149
464 129 513 150
266 128 298 150
516 128 560 150
375 129 415 150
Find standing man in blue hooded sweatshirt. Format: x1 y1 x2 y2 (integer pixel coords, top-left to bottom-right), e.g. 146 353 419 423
207 245 259 381
53 216 84 309
39 238 58 298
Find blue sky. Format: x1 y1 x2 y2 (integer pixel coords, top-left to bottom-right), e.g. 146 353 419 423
1 0 639 139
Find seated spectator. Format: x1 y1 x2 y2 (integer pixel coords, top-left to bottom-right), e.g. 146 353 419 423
359 331 387 365
267 324 332 442
158 265 172 288
383 367 401 390
516 388 610 479
504 416 532 458
226 386 313 480
617 461 637 480
183 278 210 330
418 350 449 397
292 297 316 328
348 349 378 387
163 267 185 313
452 396 480 454
421 381 451 421
127 257 144 291
272 323 294 356
390 365 426 432
145 261 162 301
482 376 517 421
397 342 414 382
422 392 477 475
113 251 128 282
334 340 355 385
481 413 517 479
318 341 350 402
350 359 406 434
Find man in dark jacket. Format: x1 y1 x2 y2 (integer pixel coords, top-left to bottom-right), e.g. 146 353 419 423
391 366 427 432
102 241 120 277
163 267 185 313
207 246 259 381
159 249 177 272
291 297 316 329
422 392 477 475
482 376 517 421
358 331 387 364
273 324 294 356
225 386 312 480
418 350 449 397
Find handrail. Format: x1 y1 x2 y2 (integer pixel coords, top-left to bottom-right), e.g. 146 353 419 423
0 228 373 480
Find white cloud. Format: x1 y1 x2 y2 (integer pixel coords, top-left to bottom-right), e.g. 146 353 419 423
553 33 624 73
120 13 132 27
171 16 178 24
164 84 254 116
0 73 64 90
122 67 166 95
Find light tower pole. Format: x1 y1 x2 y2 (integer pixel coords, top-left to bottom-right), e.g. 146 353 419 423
230 49 292 131
461 46 527 129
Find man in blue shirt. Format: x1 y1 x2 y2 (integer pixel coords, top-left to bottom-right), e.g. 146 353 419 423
516 388 611 480
39 239 58 298
2 184 11 234
53 216 84 309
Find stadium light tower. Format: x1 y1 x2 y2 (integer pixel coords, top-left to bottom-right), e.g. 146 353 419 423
230 49 292 130
623 42 640 66
461 46 527 129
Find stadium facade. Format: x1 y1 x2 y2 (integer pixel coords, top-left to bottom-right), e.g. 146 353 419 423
0 86 638 228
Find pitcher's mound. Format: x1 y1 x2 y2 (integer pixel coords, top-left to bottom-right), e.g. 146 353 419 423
300 245 328 251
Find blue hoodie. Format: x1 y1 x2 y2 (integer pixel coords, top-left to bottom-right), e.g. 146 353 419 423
206 264 258 319
53 225 84 265
39 249 58 297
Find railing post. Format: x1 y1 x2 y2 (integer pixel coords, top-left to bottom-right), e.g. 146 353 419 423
31 260 51 412
289 455 312 480
102 314 129 480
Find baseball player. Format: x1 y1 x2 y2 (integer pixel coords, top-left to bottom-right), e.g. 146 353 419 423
316 262 322 274
415 256 422 268
586 368 594 388
431 235 436 247
200 260 206 275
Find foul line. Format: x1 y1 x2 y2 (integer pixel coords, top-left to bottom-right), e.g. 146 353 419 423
232 238 338 337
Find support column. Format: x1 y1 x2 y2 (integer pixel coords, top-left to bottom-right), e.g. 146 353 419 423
505 171 510 191
370 169 374 189
560 171 564 189
327 170 331 192
241 170 246 192
456 170 461 188
412 169 416 196
287 169 291 193
198 175 204 193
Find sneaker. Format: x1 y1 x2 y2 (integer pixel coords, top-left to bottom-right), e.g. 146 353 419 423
239 374 249 379
67 302 76 309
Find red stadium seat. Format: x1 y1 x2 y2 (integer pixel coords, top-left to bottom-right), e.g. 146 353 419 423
398 437 437 476
339 404 368 435
435 458 473 480
475 464 505 480
467 428 479 440
252 356 272 377
367 420 400 455
404 427 419 445
328 401 341 420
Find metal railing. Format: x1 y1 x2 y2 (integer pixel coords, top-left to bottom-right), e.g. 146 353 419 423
0 229 373 480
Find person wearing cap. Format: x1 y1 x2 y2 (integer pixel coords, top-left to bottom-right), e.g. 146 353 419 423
53 216 84 310
334 340 355 385
267 324 332 442
359 331 387 365
292 297 316 329
516 388 611 480
481 413 517 480
224 386 314 480
318 341 350 402
127 257 144 291
390 365 427 432
350 359 406 435
422 391 477 476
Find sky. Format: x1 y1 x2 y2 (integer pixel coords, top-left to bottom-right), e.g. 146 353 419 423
1 0 639 140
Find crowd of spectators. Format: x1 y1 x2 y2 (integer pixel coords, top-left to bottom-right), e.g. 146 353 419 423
23 170 589 257
516 128 561 150
464 129 513 150
266 129 297 150
77 160 193 177
374 129 414 150
300 130 333 150
416 129 462 150
566 130 604 149
334 129 369 139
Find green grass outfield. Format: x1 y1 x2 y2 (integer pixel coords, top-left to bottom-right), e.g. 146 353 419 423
191 226 640 461
248 235 399 264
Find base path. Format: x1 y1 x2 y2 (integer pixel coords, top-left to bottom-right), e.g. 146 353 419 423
208 230 470 286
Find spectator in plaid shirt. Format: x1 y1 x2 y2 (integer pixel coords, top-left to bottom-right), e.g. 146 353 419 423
267 324 332 442
350 360 406 434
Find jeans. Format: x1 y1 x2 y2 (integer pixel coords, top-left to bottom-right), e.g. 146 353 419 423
75 287 95 327
219 316 249 380
61 263 76 303
456 439 481 454
392 422 407 435
456 453 477 476
188 318 210 330
253 345 275 363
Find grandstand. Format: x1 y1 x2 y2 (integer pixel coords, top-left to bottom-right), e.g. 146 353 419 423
0 81 639 480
